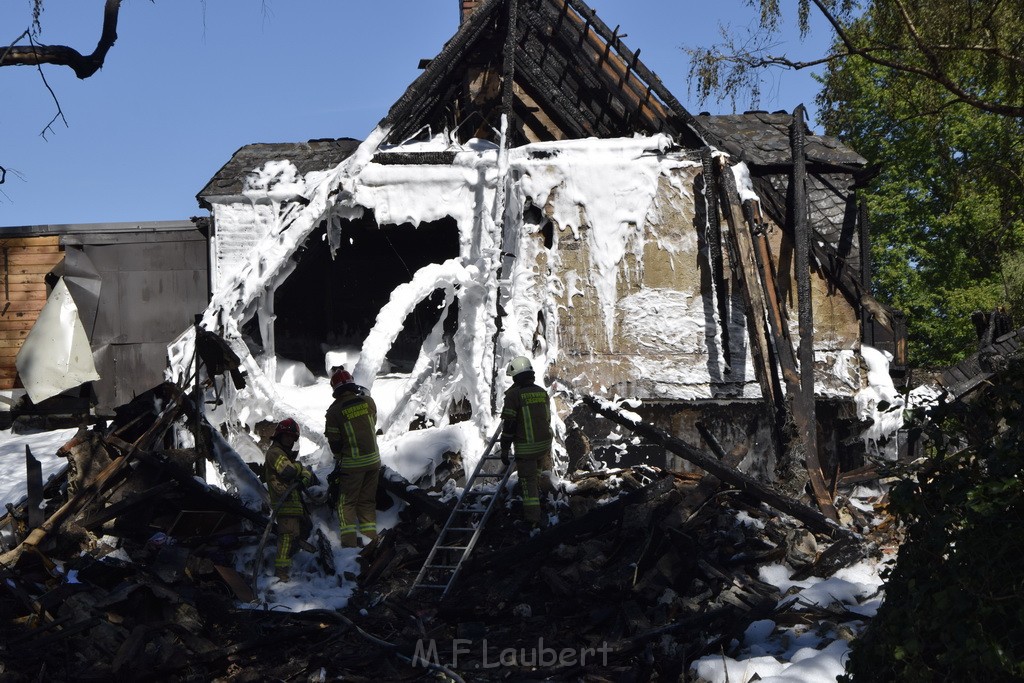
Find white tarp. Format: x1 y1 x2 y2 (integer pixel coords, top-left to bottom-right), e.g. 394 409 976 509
16 278 100 404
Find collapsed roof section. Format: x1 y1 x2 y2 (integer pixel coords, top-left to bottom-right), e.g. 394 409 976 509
381 0 707 147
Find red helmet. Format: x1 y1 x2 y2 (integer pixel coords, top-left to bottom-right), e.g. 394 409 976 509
274 418 300 439
330 366 355 390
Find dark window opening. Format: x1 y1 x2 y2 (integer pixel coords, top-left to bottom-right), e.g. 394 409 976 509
273 216 460 375
523 204 554 249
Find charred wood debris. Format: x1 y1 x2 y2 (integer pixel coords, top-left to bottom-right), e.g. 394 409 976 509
0 382 897 682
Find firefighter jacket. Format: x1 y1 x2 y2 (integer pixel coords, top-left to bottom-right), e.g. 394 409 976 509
265 441 312 517
500 376 553 458
325 389 381 472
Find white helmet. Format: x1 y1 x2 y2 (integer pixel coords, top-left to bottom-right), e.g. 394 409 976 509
507 355 534 377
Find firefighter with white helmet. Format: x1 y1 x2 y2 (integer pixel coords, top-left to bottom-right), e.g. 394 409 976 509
500 355 554 528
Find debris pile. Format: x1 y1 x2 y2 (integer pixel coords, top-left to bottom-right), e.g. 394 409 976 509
0 388 893 681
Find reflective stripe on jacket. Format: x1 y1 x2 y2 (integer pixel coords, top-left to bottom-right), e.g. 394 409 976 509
265 442 311 516
325 391 381 471
500 381 552 458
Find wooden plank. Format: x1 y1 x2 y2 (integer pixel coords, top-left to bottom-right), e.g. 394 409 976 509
0 290 48 303
0 273 49 285
0 245 62 255
0 319 39 332
0 329 32 341
0 301 47 313
0 282 48 293
0 313 39 327
0 367 22 379
5 263 63 276
0 236 60 247
0 378 15 390
6 253 65 266
0 347 24 358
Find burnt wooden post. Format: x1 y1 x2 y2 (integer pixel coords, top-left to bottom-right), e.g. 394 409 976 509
25 446 43 530
700 148 731 370
715 157 784 461
743 198 800 389
193 314 206 480
790 106 837 521
489 0 520 413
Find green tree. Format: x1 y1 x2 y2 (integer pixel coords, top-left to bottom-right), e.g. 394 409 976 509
688 0 1024 118
816 37 1024 365
843 358 1024 680
688 0 1024 366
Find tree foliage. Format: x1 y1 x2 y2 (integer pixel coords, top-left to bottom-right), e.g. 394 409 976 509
816 38 1024 365
687 0 1024 117
843 359 1024 680
689 0 1024 366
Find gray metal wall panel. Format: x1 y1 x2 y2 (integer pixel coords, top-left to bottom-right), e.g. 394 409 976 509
92 268 125 345
77 234 209 415
92 344 117 413
118 269 206 343
112 343 169 408
84 242 194 272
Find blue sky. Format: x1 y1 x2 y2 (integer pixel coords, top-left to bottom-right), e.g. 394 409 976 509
1 0 833 227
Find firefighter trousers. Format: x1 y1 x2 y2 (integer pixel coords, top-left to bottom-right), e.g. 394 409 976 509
336 468 378 547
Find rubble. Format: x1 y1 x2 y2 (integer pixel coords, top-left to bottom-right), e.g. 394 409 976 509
0 385 894 681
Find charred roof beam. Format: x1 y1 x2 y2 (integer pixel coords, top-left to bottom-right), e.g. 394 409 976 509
557 0 708 146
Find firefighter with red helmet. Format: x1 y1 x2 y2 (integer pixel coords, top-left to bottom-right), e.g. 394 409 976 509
324 367 381 548
264 417 314 581
500 355 554 528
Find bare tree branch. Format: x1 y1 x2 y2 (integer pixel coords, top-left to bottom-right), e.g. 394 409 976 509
689 0 1024 118
28 34 69 140
1 0 122 79
806 0 1024 117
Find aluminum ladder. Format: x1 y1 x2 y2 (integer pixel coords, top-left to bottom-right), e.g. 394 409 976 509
408 426 513 599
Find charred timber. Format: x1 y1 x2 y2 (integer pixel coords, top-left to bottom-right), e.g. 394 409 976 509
517 20 607 136
790 105 836 521
380 467 454 523
381 0 504 142
372 152 459 166
582 395 859 544
513 50 598 138
526 0 669 136
558 0 707 146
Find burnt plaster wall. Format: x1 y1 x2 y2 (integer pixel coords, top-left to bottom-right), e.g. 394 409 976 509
542 166 861 403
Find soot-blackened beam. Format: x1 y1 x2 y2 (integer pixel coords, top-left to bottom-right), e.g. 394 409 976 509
582 395 856 541
791 105 837 521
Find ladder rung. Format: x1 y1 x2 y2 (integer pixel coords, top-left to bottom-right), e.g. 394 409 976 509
416 584 448 590
437 545 468 551
427 565 459 570
448 527 476 532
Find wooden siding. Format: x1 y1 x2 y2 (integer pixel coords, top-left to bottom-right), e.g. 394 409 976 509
0 236 63 390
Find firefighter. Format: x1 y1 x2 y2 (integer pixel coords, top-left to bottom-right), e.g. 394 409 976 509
264 418 314 581
325 367 381 548
500 355 554 529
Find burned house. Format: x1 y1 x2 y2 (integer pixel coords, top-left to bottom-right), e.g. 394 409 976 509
183 0 904 495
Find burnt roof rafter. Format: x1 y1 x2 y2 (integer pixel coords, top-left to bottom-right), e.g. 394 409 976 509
380 0 708 147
